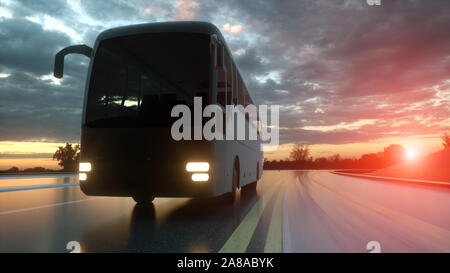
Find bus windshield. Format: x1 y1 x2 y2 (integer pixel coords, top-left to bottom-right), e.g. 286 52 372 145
85 32 210 127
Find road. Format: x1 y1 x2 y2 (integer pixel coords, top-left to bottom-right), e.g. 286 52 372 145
0 170 449 253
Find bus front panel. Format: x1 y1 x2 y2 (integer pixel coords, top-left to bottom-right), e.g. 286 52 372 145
80 32 214 198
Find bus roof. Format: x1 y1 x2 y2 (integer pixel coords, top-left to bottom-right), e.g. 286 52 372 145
94 21 254 104
97 21 224 43
95 21 233 73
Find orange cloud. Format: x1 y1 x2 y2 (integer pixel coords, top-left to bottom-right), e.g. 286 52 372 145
302 119 378 132
222 23 243 34
174 0 199 20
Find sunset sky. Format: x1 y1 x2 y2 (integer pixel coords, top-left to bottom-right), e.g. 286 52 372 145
0 0 449 169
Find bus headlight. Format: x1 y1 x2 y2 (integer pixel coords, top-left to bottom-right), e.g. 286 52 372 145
191 173 209 182
79 173 87 181
79 162 92 172
186 162 209 172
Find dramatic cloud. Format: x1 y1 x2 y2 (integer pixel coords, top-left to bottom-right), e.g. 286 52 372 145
222 23 243 34
173 0 199 20
0 0 449 155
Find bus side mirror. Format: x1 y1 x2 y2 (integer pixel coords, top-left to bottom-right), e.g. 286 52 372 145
54 44 93 79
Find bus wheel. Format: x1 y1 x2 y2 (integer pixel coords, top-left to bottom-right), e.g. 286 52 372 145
231 158 240 199
132 195 154 204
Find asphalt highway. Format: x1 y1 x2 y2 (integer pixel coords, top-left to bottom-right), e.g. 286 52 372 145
0 170 448 253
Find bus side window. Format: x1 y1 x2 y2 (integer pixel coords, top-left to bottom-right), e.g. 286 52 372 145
244 88 249 121
233 64 238 105
243 87 248 107
225 51 232 105
245 90 252 107
217 67 226 107
257 112 261 137
238 75 244 106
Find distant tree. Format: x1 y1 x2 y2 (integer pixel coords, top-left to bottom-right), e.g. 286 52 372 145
53 143 80 172
328 154 341 163
7 166 19 173
442 130 450 149
263 157 269 169
290 144 310 162
315 157 328 164
23 167 47 173
314 157 329 169
359 153 382 169
383 144 405 166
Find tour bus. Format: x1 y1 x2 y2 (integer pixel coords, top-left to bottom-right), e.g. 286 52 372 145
54 22 262 203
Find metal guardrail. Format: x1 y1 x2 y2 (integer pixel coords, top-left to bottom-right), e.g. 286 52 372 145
332 171 450 187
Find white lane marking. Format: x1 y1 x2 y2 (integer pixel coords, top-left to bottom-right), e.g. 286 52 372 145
0 183 79 192
0 197 105 216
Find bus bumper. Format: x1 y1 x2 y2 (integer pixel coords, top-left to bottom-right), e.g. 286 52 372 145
79 160 213 198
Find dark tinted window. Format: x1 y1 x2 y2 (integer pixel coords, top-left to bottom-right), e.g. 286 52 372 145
86 32 210 127
238 75 244 105
217 67 226 107
233 65 238 105
225 51 233 105
245 89 253 106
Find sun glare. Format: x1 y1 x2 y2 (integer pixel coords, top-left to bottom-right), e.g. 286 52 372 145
406 149 417 160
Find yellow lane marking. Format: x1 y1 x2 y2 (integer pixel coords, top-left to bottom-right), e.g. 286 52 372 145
219 181 281 253
263 183 286 253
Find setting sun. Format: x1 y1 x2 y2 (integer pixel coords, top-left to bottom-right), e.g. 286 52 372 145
406 149 417 160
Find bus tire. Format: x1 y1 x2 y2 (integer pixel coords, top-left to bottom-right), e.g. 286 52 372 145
244 181 256 192
132 195 154 204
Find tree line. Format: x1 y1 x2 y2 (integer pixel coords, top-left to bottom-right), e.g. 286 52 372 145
264 130 450 170
2 130 450 173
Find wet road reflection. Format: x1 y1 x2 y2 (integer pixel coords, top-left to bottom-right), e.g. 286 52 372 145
80 185 262 252
0 172 279 252
0 174 77 189
1 170 448 252
283 171 450 252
